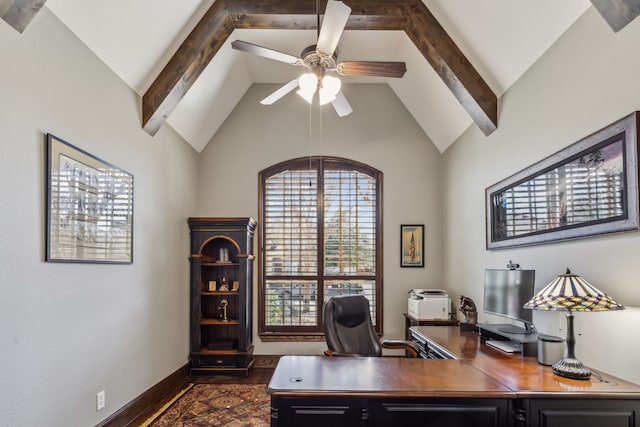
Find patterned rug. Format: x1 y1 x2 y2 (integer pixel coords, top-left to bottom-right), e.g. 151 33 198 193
146 383 270 427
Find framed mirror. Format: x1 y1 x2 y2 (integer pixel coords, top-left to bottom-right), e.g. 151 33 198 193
486 112 639 250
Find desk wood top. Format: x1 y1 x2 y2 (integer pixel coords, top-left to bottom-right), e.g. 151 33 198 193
268 327 640 400
412 326 640 398
267 355 513 398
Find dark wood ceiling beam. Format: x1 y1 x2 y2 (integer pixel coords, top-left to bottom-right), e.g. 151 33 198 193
0 0 47 33
228 0 407 30
405 0 497 136
142 0 498 138
589 0 640 32
142 0 233 135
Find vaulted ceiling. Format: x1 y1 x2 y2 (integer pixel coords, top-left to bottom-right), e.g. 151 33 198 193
3 0 640 152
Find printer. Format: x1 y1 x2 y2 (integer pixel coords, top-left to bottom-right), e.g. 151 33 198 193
408 289 451 320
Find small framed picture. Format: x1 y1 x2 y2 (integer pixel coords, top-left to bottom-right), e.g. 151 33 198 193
208 281 217 292
401 224 424 267
232 281 240 291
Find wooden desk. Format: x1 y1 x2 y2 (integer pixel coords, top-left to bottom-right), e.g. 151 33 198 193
411 326 640 396
411 326 640 426
267 327 640 427
267 355 512 426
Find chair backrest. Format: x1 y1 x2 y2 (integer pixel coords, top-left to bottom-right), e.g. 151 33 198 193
323 294 382 357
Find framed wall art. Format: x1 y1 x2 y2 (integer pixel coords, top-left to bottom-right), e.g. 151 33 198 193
486 112 639 250
46 134 134 263
401 224 424 267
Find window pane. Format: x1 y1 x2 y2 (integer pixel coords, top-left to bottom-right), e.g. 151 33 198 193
265 280 317 326
265 170 318 276
324 170 376 275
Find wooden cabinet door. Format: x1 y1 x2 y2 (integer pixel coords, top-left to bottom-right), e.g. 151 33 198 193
526 399 640 427
373 398 509 427
272 397 366 427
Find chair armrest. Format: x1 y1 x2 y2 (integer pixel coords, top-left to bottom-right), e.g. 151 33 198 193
381 339 420 358
324 349 364 357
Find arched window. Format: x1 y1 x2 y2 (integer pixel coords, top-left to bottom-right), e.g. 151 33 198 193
258 156 383 339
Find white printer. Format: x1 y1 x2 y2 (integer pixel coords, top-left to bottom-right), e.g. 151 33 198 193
408 289 451 320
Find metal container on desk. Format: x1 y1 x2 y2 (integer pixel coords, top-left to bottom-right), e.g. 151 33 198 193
537 334 564 366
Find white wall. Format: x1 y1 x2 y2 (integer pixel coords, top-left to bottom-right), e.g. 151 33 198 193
0 9 198 426
443 7 640 384
197 83 443 354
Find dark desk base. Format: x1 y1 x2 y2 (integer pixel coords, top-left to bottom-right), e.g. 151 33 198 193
271 396 509 427
271 395 640 427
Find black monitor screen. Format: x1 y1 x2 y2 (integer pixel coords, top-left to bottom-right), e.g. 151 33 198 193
483 269 535 334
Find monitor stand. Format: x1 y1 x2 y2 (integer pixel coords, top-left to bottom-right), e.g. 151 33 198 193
497 325 534 335
477 323 538 357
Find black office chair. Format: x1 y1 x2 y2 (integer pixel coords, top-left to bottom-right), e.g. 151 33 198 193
323 294 419 357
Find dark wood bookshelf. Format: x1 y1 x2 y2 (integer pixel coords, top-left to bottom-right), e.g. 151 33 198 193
188 217 256 377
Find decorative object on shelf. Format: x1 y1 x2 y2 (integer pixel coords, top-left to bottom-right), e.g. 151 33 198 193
458 295 478 331
219 299 229 322
486 112 639 250
208 281 217 292
219 276 229 292
232 281 240 291
524 268 625 380
45 133 133 263
218 247 229 263
401 224 424 267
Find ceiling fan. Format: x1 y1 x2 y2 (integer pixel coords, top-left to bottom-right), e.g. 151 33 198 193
231 0 407 117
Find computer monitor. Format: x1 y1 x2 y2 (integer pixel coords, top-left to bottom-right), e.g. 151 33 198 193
483 269 535 334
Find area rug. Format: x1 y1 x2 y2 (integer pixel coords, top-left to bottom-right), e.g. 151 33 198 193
146 383 270 427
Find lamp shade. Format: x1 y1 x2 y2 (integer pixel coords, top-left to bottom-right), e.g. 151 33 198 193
523 268 624 380
523 269 624 312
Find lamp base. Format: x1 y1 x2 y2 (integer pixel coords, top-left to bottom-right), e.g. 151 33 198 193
552 357 591 380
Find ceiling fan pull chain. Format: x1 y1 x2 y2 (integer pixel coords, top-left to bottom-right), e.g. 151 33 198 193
309 100 314 187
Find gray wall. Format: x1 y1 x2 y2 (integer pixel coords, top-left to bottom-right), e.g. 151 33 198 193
0 9 198 426
3 3 640 426
197 83 444 355
443 7 640 384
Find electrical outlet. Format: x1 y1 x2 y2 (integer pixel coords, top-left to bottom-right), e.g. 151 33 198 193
96 390 106 411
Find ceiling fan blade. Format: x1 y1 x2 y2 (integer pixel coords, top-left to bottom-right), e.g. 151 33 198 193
331 91 353 117
337 61 407 78
260 78 300 105
231 40 301 65
317 1 351 56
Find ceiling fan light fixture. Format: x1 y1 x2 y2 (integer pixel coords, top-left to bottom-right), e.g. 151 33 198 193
318 75 341 105
299 72 317 93
297 88 315 104
232 1 405 116
297 72 318 103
